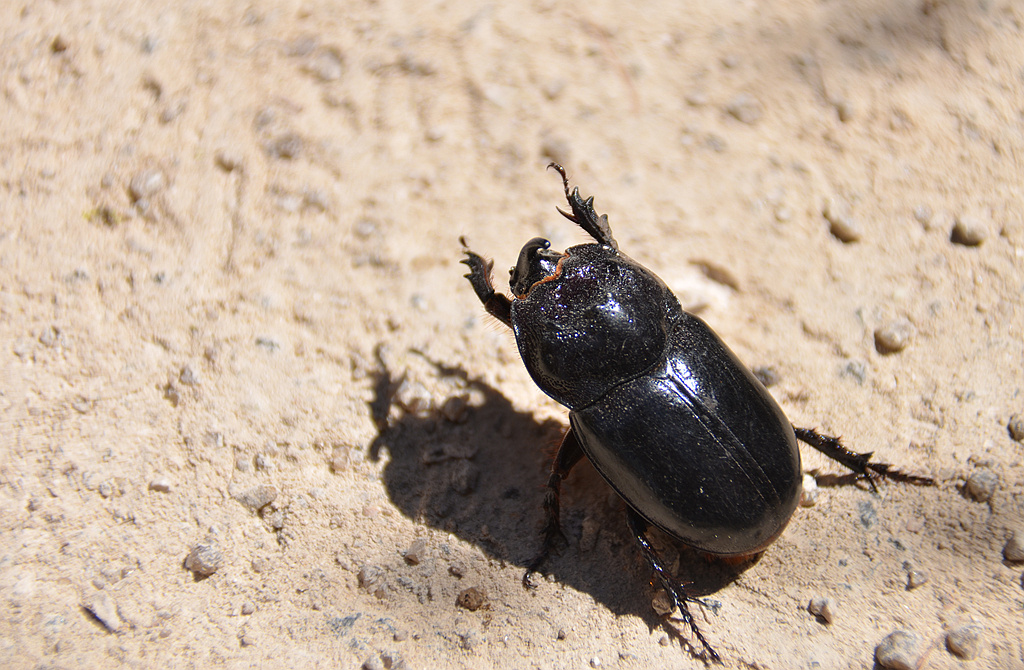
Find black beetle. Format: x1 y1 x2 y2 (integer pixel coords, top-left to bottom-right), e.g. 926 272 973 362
460 164 931 660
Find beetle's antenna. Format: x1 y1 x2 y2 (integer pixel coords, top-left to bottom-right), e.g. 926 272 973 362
547 163 618 250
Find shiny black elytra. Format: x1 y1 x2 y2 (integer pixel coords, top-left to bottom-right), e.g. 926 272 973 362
460 164 931 661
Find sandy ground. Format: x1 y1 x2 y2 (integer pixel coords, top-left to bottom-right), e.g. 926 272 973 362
2 1 1023 668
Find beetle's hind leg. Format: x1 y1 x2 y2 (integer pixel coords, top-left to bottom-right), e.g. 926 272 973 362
523 427 585 587
460 237 512 327
627 510 721 663
793 427 933 491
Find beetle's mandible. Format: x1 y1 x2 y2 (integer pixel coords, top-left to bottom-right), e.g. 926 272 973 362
460 164 931 661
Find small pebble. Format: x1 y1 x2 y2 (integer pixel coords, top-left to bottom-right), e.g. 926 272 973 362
353 218 379 239
83 592 123 632
800 473 819 507
441 395 469 423
543 79 566 100
823 198 862 242
39 325 60 347
240 601 255 615
457 626 483 650
234 485 278 512
358 565 385 595
1007 414 1024 442
725 93 763 124
331 445 350 473
706 134 727 152
965 468 998 502
395 379 432 416
874 319 914 354
129 168 165 201
946 623 984 660
685 91 707 106
402 538 427 565
449 461 479 495
148 477 172 493
834 99 854 122
950 216 988 246
303 189 330 212
179 365 200 386
456 586 487 611
305 48 344 81
875 630 923 670
215 149 243 172
842 359 867 384
1003 529 1024 563
858 500 878 528
264 508 285 530
807 596 835 624
906 569 929 590
693 259 741 290
160 96 187 123
185 538 224 576
651 589 674 617
268 133 303 160
913 205 933 227
752 366 780 387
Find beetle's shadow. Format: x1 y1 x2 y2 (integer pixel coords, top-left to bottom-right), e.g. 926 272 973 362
368 349 749 634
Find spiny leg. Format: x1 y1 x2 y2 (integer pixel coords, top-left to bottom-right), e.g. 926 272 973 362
793 427 934 492
460 237 512 327
547 163 618 250
523 427 585 587
627 509 721 663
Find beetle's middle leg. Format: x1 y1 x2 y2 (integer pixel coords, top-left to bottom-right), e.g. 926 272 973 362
793 427 933 491
460 238 512 327
627 509 721 662
523 427 585 587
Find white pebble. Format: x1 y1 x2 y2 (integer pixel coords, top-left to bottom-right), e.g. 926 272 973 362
129 168 165 201
725 93 762 124
149 477 172 493
83 592 123 632
800 473 819 507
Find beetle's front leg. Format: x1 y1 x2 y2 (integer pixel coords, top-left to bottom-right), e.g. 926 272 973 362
627 509 721 663
523 427 585 587
793 427 933 492
460 238 513 328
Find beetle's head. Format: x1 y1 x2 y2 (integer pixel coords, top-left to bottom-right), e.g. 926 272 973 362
509 237 564 298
